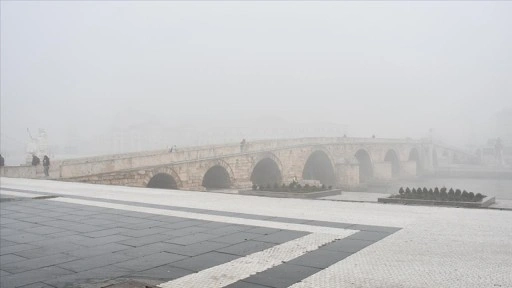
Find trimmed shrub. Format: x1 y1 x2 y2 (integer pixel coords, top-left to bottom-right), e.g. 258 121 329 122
440 189 448 201
461 190 469 201
434 188 440 199
475 193 485 201
455 189 461 199
399 187 405 195
468 192 475 201
448 189 455 200
328 185 333 190
252 184 257 190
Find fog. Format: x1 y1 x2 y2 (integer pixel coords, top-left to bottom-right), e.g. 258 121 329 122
1 1 511 164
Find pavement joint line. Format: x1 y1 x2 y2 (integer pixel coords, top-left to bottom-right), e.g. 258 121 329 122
157 233 342 288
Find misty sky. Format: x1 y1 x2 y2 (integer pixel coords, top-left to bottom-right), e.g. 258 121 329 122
1 1 511 158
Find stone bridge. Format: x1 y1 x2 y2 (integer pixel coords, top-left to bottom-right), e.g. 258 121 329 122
1 137 475 191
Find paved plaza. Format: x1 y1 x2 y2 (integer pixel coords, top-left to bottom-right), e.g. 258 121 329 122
0 178 511 288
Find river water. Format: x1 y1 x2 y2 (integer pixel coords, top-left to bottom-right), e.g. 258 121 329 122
368 177 512 200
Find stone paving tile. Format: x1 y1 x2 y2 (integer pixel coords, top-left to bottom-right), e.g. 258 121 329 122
5 221 41 230
17 216 56 224
1 253 79 274
118 233 175 247
119 227 168 237
82 227 130 238
29 234 90 247
14 242 84 259
159 219 208 229
114 252 188 271
207 224 254 235
2 232 47 244
346 231 391 242
0 254 28 265
22 226 66 235
216 240 277 256
0 239 19 247
162 240 232 257
166 232 221 245
117 242 185 258
1 266 74 288
304 220 352 229
1 269 12 277
79 218 120 226
196 221 232 229
245 227 282 235
225 281 274 288
0 244 39 256
57 252 134 272
254 230 309 244
321 238 374 253
130 265 194 282
65 242 131 258
241 263 321 288
347 224 401 233
75 234 132 247
168 251 240 272
211 232 263 245
286 248 352 269
18 282 55 288
43 265 133 288
160 226 211 237
267 217 311 224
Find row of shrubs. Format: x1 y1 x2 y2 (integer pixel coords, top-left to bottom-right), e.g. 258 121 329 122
252 182 333 192
393 187 486 202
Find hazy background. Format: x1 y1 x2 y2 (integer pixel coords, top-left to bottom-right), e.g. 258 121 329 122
1 1 511 165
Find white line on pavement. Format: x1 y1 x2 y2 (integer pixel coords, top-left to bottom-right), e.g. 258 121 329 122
158 233 342 288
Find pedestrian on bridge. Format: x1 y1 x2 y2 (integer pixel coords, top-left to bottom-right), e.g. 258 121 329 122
240 139 246 153
43 155 50 177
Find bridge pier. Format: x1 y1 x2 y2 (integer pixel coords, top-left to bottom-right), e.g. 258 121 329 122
373 162 393 181
400 161 417 178
335 159 359 190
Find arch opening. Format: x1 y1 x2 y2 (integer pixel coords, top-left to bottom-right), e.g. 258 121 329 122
250 158 282 187
355 149 373 183
147 173 178 190
202 165 231 189
409 148 422 174
384 150 400 177
302 151 336 186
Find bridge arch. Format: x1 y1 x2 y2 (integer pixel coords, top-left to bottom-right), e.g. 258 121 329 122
384 149 400 177
408 147 422 174
250 153 283 187
302 149 336 186
355 148 373 183
201 160 234 190
145 168 182 190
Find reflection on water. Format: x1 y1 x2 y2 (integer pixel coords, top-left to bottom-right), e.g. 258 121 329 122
368 178 512 200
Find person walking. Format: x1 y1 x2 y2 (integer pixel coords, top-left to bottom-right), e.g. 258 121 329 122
32 154 40 166
43 155 50 176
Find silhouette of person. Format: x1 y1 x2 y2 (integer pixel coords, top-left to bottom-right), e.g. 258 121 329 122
31 154 40 166
0 154 4 167
43 155 50 176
